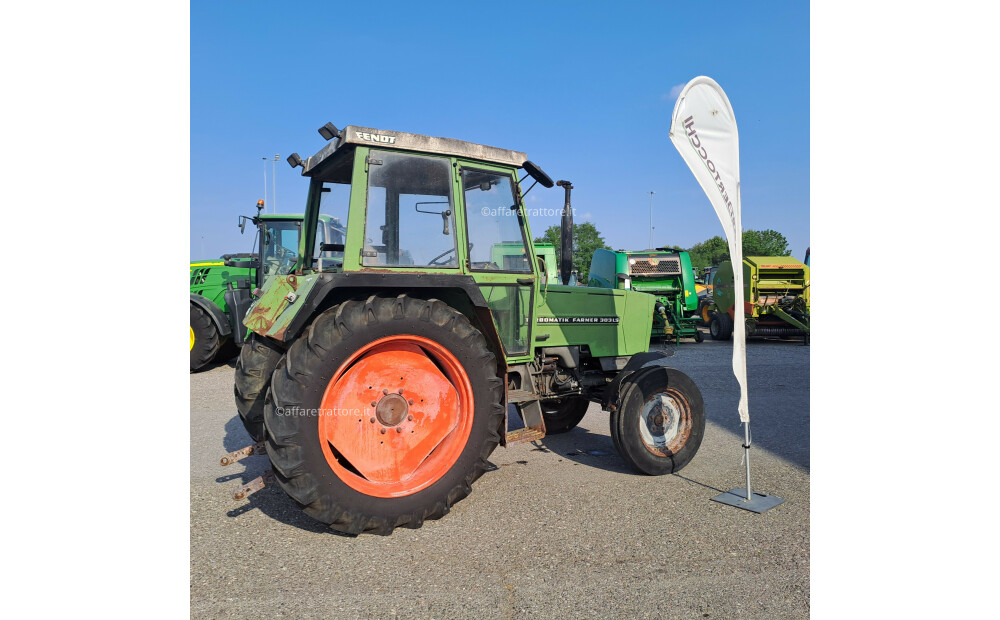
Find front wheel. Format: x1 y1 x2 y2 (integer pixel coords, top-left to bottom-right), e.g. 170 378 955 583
190 303 220 371
540 397 590 434
266 295 504 535
611 367 705 475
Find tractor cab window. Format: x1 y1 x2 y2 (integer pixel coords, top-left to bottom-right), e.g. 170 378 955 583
316 180 351 270
261 219 301 277
462 169 531 272
363 151 457 268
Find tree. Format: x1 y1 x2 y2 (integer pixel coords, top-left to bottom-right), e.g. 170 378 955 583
686 229 792 268
534 221 612 285
742 229 791 257
687 235 730 268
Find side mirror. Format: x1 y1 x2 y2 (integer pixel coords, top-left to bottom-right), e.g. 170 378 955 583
537 256 548 287
522 161 554 188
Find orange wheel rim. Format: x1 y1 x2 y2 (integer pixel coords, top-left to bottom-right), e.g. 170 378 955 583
317 335 474 498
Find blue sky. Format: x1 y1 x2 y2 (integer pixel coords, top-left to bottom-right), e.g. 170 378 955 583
191 1 809 260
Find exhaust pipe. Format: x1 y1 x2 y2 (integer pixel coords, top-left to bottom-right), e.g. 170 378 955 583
557 180 573 285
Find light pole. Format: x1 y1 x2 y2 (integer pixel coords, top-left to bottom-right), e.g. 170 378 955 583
272 154 279 213
648 191 655 249
262 157 268 211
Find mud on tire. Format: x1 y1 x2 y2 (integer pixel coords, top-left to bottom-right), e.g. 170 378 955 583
265 294 504 535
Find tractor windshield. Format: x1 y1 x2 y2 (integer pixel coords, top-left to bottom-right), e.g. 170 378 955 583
260 219 302 278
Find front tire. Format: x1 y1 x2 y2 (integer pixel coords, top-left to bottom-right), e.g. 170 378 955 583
190 303 220 371
611 367 705 475
266 295 504 535
540 397 590 434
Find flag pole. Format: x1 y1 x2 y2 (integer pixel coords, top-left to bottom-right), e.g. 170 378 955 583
667 76 784 513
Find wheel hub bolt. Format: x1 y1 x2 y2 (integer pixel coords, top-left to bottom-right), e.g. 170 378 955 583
396 427 402 433
369 417 376 423
407 415 414 421
380 428 387 435
408 399 414 405
370 401 377 407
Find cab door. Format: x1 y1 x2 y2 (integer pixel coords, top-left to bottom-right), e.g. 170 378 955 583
459 164 536 362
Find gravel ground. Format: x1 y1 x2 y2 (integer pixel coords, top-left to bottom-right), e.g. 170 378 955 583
191 330 809 618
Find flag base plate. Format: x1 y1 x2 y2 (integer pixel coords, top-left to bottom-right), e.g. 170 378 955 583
711 488 785 513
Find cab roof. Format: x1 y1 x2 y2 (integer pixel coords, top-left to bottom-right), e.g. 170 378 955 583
302 125 528 179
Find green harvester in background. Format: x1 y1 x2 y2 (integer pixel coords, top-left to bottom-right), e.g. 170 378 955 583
189 201 345 370
588 248 703 344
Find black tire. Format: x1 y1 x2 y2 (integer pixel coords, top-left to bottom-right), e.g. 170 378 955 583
540 396 590 434
190 303 221 371
710 312 733 341
234 334 285 442
266 295 504 535
694 330 704 343
610 367 705 475
215 338 240 364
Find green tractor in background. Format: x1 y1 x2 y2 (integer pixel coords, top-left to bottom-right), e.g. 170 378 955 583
189 201 346 370
588 248 703 344
224 123 707 535
705 256 810 343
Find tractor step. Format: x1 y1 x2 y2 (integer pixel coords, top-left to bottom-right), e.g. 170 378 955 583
220 441 266 466
505 400 547 445
505 427 546 445
233 470 275 501
507 389 539 403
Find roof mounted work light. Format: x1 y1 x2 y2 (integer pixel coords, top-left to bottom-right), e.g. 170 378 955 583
318 122 340 141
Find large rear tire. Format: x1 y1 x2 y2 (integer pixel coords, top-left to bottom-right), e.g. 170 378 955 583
610 367 705 475
266 295 504 535
190 303 220 371
234 334 284 441
540 397 590 434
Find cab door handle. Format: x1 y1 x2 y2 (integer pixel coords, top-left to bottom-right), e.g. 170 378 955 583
516 278 535 285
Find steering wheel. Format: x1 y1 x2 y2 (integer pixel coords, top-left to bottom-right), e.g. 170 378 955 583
271 245 297 273
428 247 457 266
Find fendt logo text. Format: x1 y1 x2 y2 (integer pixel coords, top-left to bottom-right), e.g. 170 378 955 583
356 132 397 144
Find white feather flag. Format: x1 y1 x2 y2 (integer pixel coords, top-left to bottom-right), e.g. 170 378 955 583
669 76 749 423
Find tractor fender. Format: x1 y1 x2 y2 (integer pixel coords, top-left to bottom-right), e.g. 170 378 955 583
278 271 506 373
602 350 673 411
190 293 232 338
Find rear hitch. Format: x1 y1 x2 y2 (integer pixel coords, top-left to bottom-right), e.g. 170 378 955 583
220 441 266 466
233 470 275 501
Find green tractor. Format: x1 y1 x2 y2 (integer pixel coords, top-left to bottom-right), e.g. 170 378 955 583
588 248 703 344
225 123 706 535
189 202 345 370
705 256 810 342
